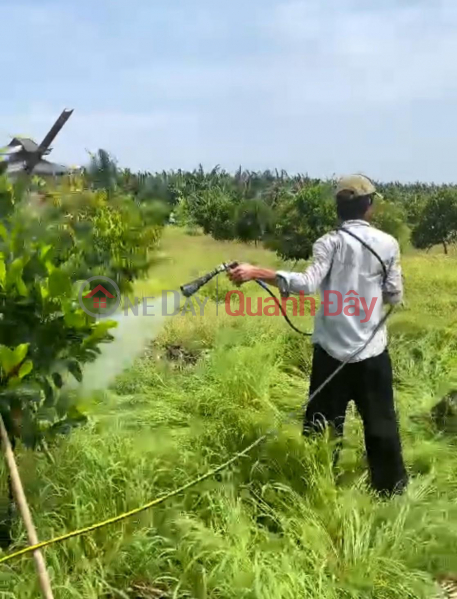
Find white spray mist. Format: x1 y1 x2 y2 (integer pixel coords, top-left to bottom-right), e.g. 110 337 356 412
77 293 178 394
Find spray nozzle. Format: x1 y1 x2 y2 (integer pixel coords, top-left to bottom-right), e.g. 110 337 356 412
180 261 239 298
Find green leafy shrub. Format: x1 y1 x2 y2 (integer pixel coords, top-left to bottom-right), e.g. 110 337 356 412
265 183 336 261
192 189 237 240
371 198 410 250
235 198 274 245
37 188 163 294
0 176 164 447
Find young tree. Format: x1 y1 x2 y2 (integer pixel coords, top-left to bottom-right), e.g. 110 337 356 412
371 198 410 251
412 189 457 254
235 198 274 245
208 193 237 240
85 149 118 196
404 193 428 228
188 189 237 240
265 183 336 261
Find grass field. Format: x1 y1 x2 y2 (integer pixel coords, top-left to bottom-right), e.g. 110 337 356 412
1 227 457 598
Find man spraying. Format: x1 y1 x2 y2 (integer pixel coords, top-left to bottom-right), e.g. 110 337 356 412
227 174 408 497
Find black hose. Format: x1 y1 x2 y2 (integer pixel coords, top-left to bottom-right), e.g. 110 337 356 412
254 279 312 336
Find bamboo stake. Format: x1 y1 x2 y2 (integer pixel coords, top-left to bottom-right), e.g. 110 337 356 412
0 416 54 599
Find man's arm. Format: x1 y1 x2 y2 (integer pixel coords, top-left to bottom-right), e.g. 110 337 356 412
227 265 279 285
227 235 336 296
383 240 403 305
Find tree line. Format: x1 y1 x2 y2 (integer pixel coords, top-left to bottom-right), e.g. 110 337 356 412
85 149 457 257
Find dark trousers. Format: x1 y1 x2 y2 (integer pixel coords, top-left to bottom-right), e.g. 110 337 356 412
304 345 408 496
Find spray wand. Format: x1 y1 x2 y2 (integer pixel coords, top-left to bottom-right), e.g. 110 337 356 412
180 262 312 336
180 261 239 298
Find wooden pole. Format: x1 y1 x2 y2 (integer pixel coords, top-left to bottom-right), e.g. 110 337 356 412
0 416 54 599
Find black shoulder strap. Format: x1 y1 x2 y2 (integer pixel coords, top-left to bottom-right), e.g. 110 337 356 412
338 226 388 284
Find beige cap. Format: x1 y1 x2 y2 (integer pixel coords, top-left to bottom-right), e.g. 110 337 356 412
335 174 382 200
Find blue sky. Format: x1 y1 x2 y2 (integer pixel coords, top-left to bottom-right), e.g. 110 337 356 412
1 0 457 182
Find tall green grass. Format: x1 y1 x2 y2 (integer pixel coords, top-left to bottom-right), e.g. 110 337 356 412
0 228 456 598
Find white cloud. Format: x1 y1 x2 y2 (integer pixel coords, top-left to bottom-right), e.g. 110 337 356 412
262 0 457 106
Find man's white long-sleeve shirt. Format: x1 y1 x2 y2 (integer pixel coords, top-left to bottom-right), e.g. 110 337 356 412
275 220 403 363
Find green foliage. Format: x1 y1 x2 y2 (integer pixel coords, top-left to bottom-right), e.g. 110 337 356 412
371 198 410 250
235 198 274 245
265 183 337 261
431 391 457 434
404 194 428 228
107 161 457 259
38 189 163 295
411 189 457 253
191 189 237 240
0 174 163 447
85 149 118 195
0 220 116 446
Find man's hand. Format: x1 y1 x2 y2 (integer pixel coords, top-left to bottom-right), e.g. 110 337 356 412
227 263 258 283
